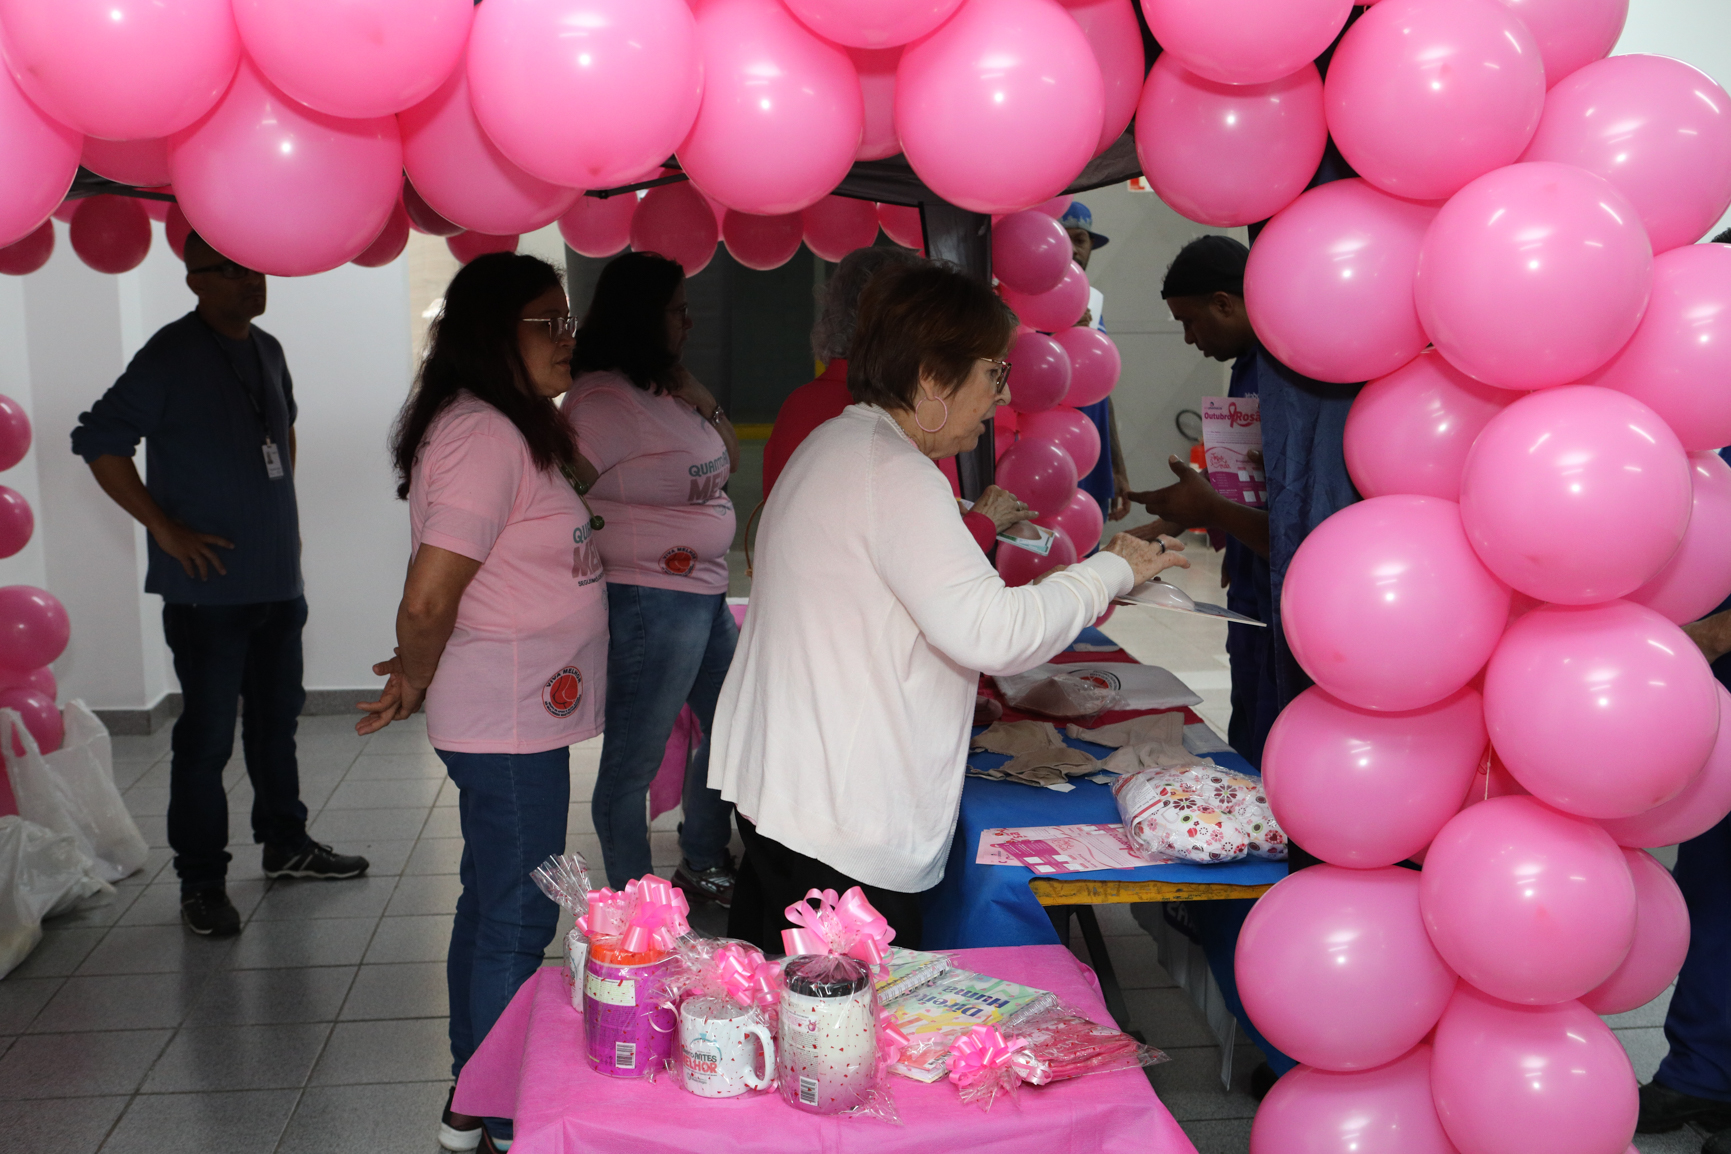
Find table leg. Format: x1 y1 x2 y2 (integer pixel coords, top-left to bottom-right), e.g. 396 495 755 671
1049 903 1144 1042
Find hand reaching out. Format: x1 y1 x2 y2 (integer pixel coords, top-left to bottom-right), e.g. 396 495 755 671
1124 456 1225 530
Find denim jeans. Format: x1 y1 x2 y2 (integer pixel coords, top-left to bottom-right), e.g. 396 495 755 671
1657 812 1731 1102
440 746 571 1143
592 583 737 889
161 595 310 894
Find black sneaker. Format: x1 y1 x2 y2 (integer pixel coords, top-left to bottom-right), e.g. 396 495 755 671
438 1086 482 1153
180 888 241 937
672 854 736 910
1638 1079 1731 1133
1249 1062 1279 1102
262 840 370 881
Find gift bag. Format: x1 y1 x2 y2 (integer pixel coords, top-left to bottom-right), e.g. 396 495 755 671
0 814 112 978
3 702 148 883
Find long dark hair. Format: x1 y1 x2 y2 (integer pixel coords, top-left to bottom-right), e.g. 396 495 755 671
571 251 685 394
391 252 577 500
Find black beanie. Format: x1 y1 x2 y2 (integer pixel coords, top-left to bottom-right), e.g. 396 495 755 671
1161 234 1250 299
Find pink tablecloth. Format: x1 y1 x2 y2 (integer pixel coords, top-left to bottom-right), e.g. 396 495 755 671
454 944 1197 1154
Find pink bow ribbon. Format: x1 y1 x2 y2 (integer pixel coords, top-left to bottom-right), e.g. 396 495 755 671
576 875 690 954
878 1010 910 1068
713 942 784 1010
946 1025 1029 1085
780 886 895 966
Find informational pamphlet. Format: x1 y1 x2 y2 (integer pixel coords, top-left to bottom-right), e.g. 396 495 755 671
1116 580 1266 627
958 498 1057 556
977 823 1170 871
1202 396 1265 508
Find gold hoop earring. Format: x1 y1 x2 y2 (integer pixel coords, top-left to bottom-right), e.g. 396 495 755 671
914 395 949 433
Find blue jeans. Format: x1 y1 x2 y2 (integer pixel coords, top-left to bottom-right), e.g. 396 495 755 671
440 746 570 1142
162 595 310 893
593 583 737 889
1657 814 1731 1102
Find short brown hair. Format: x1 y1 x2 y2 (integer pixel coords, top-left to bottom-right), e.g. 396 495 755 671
848 261 1017 410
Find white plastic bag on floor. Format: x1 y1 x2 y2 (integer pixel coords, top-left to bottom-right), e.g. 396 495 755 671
3 702 148 883
0 814 111 978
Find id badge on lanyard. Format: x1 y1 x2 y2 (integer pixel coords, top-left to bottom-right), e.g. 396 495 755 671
262 439 285 479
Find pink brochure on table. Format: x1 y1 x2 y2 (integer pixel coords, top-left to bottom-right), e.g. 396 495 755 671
1203 397 1265 508
978 824 1170 872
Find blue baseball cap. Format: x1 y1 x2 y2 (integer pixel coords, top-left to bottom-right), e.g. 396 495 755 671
1059 202 1108 249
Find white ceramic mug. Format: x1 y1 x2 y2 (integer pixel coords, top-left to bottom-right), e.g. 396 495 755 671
679 996 775 1098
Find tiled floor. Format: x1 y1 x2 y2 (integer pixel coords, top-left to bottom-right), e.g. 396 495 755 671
0 541 1704 1152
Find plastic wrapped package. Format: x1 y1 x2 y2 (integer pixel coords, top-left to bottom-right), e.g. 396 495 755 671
1006 1005 1169 1085
945 1025 1027 1109
668 937 784 1099
1112 768 1252 863
993 669 1118 718
574 875 690 1078
530 854 592 1007
4 703 148 882
1175 765 1286 860
0 815 111 978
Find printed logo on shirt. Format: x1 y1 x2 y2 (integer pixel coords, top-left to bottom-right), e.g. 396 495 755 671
660 546 698 577
572 523 603 586
543 667 583 717
686 451 729 504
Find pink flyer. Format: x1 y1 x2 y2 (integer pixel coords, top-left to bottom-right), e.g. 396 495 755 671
977 823 1170 873
1202 397 1265 508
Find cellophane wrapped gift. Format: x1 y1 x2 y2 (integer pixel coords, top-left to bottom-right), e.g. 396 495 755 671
668 936 784 1097
994 669 1119 718
776 887 903 1122
1111 764 1287 863
1005 1006 1168 1085
945 1025 1027 1109
575 875 689 1079
530 854 592 1006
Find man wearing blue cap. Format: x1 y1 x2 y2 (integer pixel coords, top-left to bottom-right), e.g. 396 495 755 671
1058 202 1131 524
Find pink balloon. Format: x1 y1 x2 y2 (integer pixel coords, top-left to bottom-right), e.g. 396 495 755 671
80 137 170 188
995 439 1078 518
236 0 471 119
0 666 54 701
1601 683 1731 848
1020 408 1100 478
630 182 719 277
137 191 171 224
446 232 519 264
1431 984 1637 1154
1237 866 1456 1071
1005 331 1071 414
1493 0 1626 89
802 196 880 263
1246 179 1437 385
0 585 68 672
1459 388 1689 604
1250 1046 1460 1154
50 202 79 225
399 67 579 237
1485 601 1719 819
352 199 410 268
1000 262 1089 332
169 59 401 277
1053 326 1120 407
402 178 461 237
851 47 902 162
997 522 1078 587
1033 195 1073 220
1325 0 1545 201
723 210 804 271
559 195 637 260
0 66 80 249
1579 848 1689 1016
1263 686 1486 869
1587 243 1731 451
896 0 1104 215
164 202 191 259
1141 0 1351 87
69 195 150 274
993 211 1072 296
0 486 32 560
0 221 53 277
1422 796 1636 1004
679 0 862 215
468 0 699 191
781 0 964 48
0 0 239 140
1522 55 1731 255
878 203 924 249
0 687 61 756
1042 487 1104 553
1135 55 1326 230
1628 452 1731 625
0 396 29 472
1344 349 1513 503
994 423 1016 461
1415 164 1653 390
1061 0 1143 154
1283 496 1511 713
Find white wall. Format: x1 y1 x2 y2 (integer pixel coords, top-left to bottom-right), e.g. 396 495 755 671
0 219 413 711
1619 0 1731 241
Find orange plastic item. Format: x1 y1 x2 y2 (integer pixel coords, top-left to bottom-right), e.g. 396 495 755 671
588 940 668 967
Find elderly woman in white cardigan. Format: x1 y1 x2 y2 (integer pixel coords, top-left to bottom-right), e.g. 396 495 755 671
710 261 1186 950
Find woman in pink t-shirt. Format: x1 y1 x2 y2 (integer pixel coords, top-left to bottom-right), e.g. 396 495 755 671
357 253 604 1153
564 252 741 901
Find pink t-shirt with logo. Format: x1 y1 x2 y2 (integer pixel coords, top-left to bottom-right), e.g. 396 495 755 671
411 394 608 754
564 371 735 594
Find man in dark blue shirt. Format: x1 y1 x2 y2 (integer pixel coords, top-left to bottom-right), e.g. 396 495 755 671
72 232 366 937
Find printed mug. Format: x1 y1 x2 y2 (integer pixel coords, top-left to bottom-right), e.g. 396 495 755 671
583 952 676 1078
678 996 776 1098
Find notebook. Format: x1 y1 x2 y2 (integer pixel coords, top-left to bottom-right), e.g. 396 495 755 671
883 968 1060 1082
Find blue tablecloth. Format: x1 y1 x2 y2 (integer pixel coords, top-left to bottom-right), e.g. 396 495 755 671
922 730 1289 950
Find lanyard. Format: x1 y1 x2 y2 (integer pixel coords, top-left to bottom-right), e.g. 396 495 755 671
560 463 605 532
199 318 285 479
